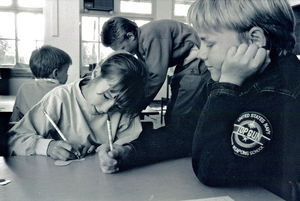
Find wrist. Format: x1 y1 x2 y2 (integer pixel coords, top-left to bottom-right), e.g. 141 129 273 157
219 76 243 86
46 139 55 156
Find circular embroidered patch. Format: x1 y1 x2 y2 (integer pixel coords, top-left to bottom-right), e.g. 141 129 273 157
231 111 272 158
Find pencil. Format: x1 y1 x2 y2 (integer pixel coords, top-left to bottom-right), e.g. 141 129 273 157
106 115 114 151
43 110 80 158
43 111 67 141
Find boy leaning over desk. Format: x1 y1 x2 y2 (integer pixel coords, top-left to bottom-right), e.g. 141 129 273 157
99 0 300 200
100 17 208 133
8 51 146 161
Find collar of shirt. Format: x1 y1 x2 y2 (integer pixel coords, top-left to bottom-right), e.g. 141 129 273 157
34 78 60 84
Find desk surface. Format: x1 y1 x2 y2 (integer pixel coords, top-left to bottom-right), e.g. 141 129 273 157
0 156 282 201
0 95 15 113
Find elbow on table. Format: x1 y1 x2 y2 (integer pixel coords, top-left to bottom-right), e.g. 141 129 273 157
192 153 232 187
192 157 218 187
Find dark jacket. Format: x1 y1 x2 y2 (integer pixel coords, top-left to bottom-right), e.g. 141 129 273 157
192 53 300 200
137 19 201 105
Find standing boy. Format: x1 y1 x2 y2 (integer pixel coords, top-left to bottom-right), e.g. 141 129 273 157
188 0 300 200
10 45 71 122
101 17 208 130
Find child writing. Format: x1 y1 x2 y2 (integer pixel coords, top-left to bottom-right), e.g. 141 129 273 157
8 51 146 161
188 0 300 200
10 45 71 122
101 17 208 132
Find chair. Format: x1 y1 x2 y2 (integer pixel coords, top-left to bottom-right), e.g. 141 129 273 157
160 75 172 124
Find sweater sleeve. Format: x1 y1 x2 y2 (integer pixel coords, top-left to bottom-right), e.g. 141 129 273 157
114 115 142 145
8 93 63 156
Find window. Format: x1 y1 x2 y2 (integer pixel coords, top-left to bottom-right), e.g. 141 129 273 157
120 0 152 15
0 0 44 68
173 0 194 17
81 16 150 68
81 0 153 75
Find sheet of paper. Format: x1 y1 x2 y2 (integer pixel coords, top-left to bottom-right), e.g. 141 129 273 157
0 179 11 186
54 158 85 166
182 196 234 201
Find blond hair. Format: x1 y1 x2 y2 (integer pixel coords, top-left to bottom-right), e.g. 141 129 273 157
188 0 296 55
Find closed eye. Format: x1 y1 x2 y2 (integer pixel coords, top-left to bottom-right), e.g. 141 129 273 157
206 42 215 48
103 92 112 100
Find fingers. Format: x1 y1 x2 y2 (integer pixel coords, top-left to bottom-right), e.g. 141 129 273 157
251 47 267 69
47 140 77 161
58 141 73 152
88 145 96 154
226 46 237 57
97 144 119 174
220 43 268 85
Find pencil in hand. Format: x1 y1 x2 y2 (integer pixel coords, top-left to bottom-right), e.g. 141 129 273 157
43 110 81 159
106 115 114 151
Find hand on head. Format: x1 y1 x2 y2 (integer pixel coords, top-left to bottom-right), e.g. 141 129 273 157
219 44 269 86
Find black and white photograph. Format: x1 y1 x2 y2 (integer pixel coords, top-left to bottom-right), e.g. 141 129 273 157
0 0 299 200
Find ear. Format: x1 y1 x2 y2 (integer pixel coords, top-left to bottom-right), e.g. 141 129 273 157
247 27 266 47
126 32 135 41
51 68 58 79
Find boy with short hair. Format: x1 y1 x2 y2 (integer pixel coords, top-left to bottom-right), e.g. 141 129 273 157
8 52 146 161
10 45 72 122
101 17 208 130
188 0 300 200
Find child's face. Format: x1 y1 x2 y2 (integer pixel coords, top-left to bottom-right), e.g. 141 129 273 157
196 28 242 81
91 78 120 114
111 37 138 54
56 64 70 84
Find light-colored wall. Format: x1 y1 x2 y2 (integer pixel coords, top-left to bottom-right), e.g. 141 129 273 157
43 0 173 84
44 0 81 83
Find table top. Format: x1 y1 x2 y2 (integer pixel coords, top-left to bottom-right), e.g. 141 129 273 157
0 156 283 201
0 95 15 113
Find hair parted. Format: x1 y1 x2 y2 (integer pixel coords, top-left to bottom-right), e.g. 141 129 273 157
188 0 296 55
100 51 146 114
29 45 72 78
101 17 138 47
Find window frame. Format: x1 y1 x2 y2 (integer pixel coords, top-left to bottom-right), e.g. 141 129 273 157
80 0 154 77
172 0 193 23
0 0 43 77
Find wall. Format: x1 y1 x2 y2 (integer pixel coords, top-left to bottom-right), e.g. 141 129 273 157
44 0 81 83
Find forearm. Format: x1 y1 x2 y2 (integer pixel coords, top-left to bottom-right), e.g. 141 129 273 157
120 126 194 169
8 130 52 156
192 82 243 184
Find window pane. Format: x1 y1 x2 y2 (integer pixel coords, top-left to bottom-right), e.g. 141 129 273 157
0 12 15 38
100 43 113 60
18 40 43 64
289 0 300 6
17 0 44 8
134 19 150 26
120 0 152 15
17 12 44 40
174 0 194 17
0 0 12 6
82 17 99 41
0 40 15 65
82 42 99 66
